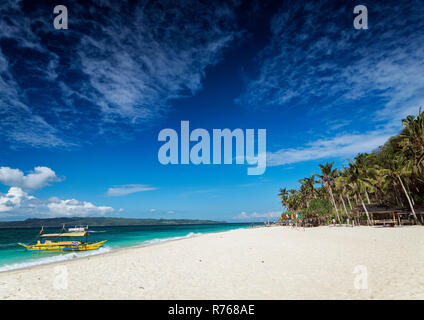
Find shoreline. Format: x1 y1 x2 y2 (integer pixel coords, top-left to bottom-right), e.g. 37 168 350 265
0 226 254 274
0 226 423 299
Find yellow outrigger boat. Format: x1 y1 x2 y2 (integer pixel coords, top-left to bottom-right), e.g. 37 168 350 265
18 226 107 252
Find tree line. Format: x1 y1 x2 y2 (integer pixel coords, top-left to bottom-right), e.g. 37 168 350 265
278 110 424 225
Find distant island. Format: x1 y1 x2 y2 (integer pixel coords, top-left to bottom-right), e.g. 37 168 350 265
0 217 226 228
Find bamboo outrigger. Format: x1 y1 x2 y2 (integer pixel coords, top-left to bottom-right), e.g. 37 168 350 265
18 226 107 252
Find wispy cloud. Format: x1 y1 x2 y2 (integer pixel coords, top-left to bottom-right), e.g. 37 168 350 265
149 208 176 215
236 0 424 128
233 211 281 221
0 1 72 147
106 184 157 197
0 0 240 147
267 129 393 166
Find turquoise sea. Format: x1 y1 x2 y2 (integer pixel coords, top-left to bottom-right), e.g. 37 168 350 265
0 223 256 272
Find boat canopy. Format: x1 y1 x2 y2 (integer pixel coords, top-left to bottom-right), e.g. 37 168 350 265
41 232 89 237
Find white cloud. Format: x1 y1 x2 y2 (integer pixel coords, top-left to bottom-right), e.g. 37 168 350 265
0 187 113 218
0 187 34 213
107 184 157 197
47 198 113 217
267 130 392 166
0 166 60 190
0 166 112 218
149 208 176 214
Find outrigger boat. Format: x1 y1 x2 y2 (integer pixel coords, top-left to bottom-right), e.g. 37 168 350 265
18 226 107 252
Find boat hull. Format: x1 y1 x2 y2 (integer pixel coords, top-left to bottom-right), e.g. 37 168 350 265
18 240 107 252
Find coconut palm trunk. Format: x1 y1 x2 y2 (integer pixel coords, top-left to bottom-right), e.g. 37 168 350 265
327 184 341 224
406 183 415 205
358 193 371 225
346 195 353 210
364 187 371 204
340 194 349 217
393 181 404 207
397 174 418 222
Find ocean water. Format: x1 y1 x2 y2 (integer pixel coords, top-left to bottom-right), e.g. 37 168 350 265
0 223 256 272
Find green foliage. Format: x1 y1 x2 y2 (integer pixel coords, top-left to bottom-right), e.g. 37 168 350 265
306 198 332 217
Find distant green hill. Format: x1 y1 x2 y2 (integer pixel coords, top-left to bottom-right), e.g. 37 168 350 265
0 217 226 228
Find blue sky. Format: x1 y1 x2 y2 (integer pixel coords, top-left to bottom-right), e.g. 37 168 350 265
0 0 424 221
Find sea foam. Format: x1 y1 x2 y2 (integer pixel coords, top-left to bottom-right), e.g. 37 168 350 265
0 246 112 272
142 232 202 246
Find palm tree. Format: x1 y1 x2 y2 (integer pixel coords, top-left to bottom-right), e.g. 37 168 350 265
314 162 341 223
354 153 377 204
335 174 350 217
278 188 289 206
278 109 424 226
377 136 419 223
392 156 418 222
399 111 424 175
298 176 317 207
344 162 372 224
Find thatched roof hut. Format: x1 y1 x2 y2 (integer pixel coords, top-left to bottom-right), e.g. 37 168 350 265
351 204 424 225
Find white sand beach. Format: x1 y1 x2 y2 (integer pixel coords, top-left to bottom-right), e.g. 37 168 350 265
0 226 423 300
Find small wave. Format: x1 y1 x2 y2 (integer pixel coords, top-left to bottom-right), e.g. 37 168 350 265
142 232 202 246
0 246 112 272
